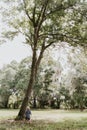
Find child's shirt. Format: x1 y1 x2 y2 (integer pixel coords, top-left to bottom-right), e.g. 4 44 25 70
25 109 31 119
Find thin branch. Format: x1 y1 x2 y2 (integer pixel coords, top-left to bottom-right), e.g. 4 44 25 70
33 0 49 45
46 4 63 16
44 41 56 49
46 2 77 17
37 0 49 31
35 39 45 75
23 0 33 22
39 31 84 44
36 4 44 26
39 33 60 38
25 33 34 50
33 4 36 26
38 40 45 61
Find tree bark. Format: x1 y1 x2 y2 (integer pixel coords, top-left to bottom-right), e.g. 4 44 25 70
33 96 37 108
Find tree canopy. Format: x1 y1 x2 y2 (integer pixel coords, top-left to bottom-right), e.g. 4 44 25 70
1 0 87 47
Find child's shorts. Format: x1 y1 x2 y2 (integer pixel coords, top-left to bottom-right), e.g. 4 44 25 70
26 117 30 120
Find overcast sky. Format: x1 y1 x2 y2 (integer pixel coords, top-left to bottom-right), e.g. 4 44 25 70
0 39 32 68
0 21 31 69
0 1 32 69
0 41 31 68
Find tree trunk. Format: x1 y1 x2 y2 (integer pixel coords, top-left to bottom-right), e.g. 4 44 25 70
56 98 61 109
16 26 44 119
16 74 35 119
16 49 37 120
33 96 37 108
16 45 44 119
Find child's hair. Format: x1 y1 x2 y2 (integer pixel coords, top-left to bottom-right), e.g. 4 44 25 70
26 106 30 110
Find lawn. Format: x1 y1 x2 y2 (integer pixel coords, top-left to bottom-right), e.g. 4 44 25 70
0 109 87 130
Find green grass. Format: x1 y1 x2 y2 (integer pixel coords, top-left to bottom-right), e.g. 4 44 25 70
1 119 87 130
0 109 87 130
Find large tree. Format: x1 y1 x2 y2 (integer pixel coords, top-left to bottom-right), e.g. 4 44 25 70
1 0 87 119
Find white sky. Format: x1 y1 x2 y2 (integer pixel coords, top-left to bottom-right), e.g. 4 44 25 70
0 21 31 68
0 2 32 69
0 1 32 69
0 38 31 68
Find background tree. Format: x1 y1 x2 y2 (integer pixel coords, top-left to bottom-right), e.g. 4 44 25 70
38 68 54 108
0 46 87 109
13 57 31 92
0 61 18 108
71 77 87 111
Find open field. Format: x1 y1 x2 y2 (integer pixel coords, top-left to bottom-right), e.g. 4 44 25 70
0 109 87 122
0 109 87 130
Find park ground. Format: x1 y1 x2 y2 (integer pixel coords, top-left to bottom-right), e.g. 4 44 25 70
0 109 87 130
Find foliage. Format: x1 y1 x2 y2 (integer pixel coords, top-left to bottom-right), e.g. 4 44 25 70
0 61 18 108
0 0 87 46
71 77 87 110
0 46 87 109
13 57 31 91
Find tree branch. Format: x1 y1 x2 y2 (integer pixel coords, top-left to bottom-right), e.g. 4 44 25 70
46 2 77 17
23 0 33 22
39 32 60 38
33 4 36 26
46 4 63 16
36 4 44 26
35 39 45 75
36 0 49 31
44 41 56 49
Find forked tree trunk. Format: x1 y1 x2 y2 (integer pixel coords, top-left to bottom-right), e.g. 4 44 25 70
16 46 44 120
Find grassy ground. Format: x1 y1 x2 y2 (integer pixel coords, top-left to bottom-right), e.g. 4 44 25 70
0 109 87 130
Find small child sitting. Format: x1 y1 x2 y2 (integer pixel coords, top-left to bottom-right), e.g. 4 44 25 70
25 106 31 122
